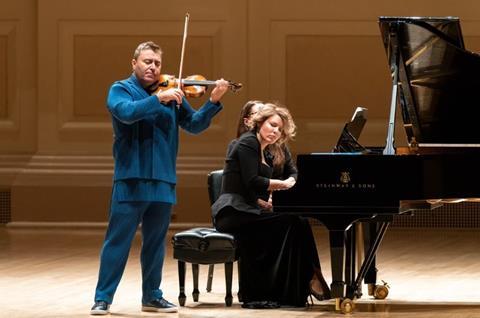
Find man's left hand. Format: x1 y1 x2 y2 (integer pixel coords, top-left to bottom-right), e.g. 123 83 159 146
210 79 229 103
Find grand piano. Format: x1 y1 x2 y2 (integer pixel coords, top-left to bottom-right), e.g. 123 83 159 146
273 16 480 313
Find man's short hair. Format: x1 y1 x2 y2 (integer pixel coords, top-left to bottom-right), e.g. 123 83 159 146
133 41 162 59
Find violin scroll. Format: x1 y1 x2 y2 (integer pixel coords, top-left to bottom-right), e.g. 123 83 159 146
227 81 242 93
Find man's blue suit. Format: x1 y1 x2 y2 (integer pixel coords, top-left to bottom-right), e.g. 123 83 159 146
94 74 223 305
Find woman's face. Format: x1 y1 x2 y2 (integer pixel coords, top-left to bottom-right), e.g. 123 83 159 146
258 114 283 146
243 103 262 129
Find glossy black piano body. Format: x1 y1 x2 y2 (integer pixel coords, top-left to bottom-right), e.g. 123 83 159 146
273 16 480 306
276 152 480 214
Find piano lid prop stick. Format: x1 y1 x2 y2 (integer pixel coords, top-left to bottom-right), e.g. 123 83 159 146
383 31 399 155
383 64 398 155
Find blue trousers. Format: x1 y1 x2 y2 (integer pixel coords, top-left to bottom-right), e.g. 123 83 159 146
94 201 172 304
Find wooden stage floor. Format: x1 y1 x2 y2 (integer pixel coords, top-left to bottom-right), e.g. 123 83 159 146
1 225 479 317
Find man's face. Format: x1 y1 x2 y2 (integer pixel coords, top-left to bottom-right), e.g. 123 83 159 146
132 49 162 88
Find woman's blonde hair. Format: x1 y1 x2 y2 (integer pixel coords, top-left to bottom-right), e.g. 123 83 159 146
251 102 296 170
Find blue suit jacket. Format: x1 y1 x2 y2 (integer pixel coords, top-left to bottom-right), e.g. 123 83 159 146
107 74 223 185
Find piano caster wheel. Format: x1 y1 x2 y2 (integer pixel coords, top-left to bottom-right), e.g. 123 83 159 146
373 280 390 300
340 298 355 314
336 298 355 314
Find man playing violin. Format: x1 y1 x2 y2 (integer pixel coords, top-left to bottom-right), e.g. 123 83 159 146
91 41 229 315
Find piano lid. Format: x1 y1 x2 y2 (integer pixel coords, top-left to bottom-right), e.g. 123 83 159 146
379 16 480 144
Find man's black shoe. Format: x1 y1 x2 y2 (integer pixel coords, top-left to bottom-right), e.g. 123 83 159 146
90 301 110 315
142 298 178 313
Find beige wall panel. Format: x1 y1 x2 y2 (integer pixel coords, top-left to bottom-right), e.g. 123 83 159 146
0 20 28 133
175 157 224 223
9 154 223 223
174 173 215 224
271 20 391 153
285 35 388 120
38 0 247 156
0 0 36 154
465 36 480 53
12 186 111 222
462 17 480 53
262 19 396 152
57 21 228 148
10 154 113 222
0 35 6 118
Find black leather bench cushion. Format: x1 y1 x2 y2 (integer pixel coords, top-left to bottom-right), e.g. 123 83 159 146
172 227 237 264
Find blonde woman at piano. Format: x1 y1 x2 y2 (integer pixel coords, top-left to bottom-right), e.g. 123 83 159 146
235 100 297 211
212 102 330 308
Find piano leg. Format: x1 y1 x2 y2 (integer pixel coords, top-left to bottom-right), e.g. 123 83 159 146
345 226 357 299
361 217 393 299
354 220 390 297
363 221 379 294
328 224 358 314
329 229 347 299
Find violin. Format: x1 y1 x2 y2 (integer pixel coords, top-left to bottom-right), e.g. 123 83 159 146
154 74 242 98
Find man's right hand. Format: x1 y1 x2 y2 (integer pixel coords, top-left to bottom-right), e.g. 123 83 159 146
156 88 184 104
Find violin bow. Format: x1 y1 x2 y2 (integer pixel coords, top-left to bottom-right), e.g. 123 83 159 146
177 13 190 96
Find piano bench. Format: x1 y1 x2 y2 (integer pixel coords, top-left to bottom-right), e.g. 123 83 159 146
171 227 238 306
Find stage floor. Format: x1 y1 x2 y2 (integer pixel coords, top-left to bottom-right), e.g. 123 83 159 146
1 225 479 317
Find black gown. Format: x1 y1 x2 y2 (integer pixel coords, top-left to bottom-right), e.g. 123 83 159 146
212 132 320 307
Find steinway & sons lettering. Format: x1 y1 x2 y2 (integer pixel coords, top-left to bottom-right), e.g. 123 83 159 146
313 171 376 190
315 183 376 189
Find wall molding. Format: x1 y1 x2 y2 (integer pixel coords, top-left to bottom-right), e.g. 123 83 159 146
6 221 211 230
0 154 224 187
